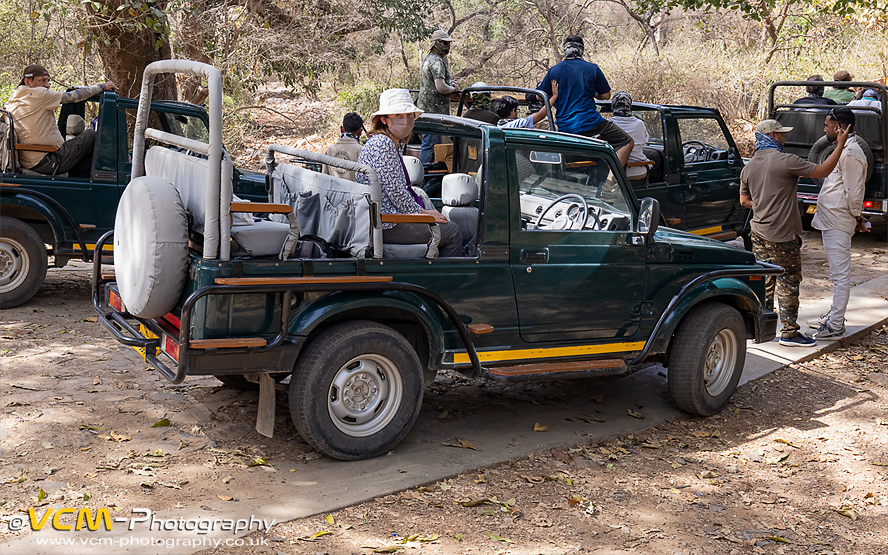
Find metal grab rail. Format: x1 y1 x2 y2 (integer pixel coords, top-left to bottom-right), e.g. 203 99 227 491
626 261 784 367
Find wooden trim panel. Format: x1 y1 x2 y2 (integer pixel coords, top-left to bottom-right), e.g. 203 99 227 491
381 213 437 224
467 324 494 335
190 337 267 349
15 144 58 153
487 359 625 377
230 202 292 214
215 275 394 286
626 160 655 167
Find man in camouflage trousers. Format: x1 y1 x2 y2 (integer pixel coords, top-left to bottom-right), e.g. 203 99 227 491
740 119 848 347
417 29 459 165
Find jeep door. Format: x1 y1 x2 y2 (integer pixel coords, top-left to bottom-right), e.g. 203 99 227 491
507 141 647 343
675 115 746 234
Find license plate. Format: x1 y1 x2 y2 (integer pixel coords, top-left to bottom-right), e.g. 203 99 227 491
806 205 817 214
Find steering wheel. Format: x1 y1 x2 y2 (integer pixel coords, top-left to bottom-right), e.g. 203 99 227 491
682 140 710 163
536 194 590 230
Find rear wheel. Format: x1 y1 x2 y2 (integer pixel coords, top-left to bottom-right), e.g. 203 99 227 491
668 303 746 416
0 216 48 308
290 321 423 460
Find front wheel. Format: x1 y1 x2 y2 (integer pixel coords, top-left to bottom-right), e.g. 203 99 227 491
0 216 48 308
289 321 424 460
668 303 746 416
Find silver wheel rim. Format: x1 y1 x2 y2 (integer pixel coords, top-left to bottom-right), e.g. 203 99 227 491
704 328 737 397
327 353 403 437
0 237 29 294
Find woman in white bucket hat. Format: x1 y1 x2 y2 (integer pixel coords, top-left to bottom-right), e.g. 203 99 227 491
355 89 465 257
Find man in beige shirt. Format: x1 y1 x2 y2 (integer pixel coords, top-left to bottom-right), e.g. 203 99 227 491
322 112 364 181
810 107 868 341
4 65 117 177
739 119 847 347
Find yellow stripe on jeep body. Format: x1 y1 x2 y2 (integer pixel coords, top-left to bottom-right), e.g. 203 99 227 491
690 225 723 236
85 243 114 252
452 341 646 365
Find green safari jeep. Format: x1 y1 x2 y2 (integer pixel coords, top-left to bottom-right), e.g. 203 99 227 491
94 61 781 461
0 89 267 308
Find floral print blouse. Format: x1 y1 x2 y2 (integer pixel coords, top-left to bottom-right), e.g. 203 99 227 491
356 133 422 229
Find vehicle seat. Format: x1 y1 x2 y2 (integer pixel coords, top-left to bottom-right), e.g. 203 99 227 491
441 173 478 255
403 155 424 186
0 109 67 176
382 186 441 259
642 146 665 183
145 146 290 258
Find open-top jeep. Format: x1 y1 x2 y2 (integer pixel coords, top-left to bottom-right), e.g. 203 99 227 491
94 61 780 461
0 84 267 308
768 80 887 219
448 86 751 244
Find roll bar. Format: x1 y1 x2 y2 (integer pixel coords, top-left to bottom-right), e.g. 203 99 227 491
130 60 230 261
456 86 557 131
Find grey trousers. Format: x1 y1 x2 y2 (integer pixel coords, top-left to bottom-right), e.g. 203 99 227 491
30 129 96 177
383 221 465 257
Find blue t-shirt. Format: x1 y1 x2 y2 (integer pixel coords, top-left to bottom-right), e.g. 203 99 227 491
540 59 610 134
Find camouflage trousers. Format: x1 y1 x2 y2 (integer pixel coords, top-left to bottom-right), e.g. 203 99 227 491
751 232 802 338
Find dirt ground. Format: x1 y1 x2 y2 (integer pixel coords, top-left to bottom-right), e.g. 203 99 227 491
1 230 886 555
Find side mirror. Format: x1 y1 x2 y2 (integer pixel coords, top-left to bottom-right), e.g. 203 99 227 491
637 197 660 239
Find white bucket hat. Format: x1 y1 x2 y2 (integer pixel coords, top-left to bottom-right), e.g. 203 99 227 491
371 89 424 118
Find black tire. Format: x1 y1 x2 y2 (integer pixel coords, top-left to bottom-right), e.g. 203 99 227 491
0 216 48 308
290 320 423 460
668 303 746 416
214 373 289 391
808 135 875 184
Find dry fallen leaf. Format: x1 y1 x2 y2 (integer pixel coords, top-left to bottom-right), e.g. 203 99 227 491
775 438 800 448
627 409 644 419
217 495 234 501
534 423 549 432
489 534 514 543
834 506 857 520
325 514 335 525
442 439 477 450
151 418 170 428
311 530 332 539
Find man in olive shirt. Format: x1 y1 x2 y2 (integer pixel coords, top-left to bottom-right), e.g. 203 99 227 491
739 119 848 347
416 29 459 164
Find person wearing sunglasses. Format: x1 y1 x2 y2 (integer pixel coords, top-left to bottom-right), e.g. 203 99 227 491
809 107 869 341
739 117 849 347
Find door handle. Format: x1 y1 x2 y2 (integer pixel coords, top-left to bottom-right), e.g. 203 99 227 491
520 248 549 264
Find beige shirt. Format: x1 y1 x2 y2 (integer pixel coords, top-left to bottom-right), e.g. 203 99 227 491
739 149 816 243
5 86 65 168
812 135 867 234
322 136 363 181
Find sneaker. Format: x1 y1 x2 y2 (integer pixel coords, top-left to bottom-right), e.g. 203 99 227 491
812 323 845 341
778 333 816 347
807 313 829 329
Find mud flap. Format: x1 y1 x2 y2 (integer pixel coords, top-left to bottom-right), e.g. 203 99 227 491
255 373 275 437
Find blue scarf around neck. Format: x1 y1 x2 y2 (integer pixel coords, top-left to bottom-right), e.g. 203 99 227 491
754 132 783 152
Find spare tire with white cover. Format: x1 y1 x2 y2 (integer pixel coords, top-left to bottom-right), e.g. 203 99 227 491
114 176 189 318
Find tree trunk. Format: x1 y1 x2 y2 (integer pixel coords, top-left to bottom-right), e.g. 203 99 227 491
172 1 212 104
83 0 176 100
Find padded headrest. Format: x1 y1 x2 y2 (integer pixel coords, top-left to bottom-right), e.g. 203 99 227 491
66 114 85 136
403 156 424 185
442 173 478 206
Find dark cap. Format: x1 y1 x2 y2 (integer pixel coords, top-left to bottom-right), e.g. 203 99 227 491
23 64 49 80
564 35 584 47
21 64 49 86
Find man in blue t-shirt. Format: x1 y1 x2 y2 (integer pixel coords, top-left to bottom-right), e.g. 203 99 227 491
539 35 633 166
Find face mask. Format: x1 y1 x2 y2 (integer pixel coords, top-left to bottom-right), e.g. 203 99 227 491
432 41 451 57
386 116 414 140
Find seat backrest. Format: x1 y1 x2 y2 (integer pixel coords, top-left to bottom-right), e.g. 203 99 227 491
271 162 373 257
441 173 479 251
0 110 14 173
641 146 665 183
403 155 424 185
145 146 231 237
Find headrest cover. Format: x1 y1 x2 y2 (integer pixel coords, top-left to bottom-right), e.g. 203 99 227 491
66 114 86 136
442 173 477 206
403 156 424 185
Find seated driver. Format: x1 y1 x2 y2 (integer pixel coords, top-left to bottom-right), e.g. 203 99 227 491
4 65 117 177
